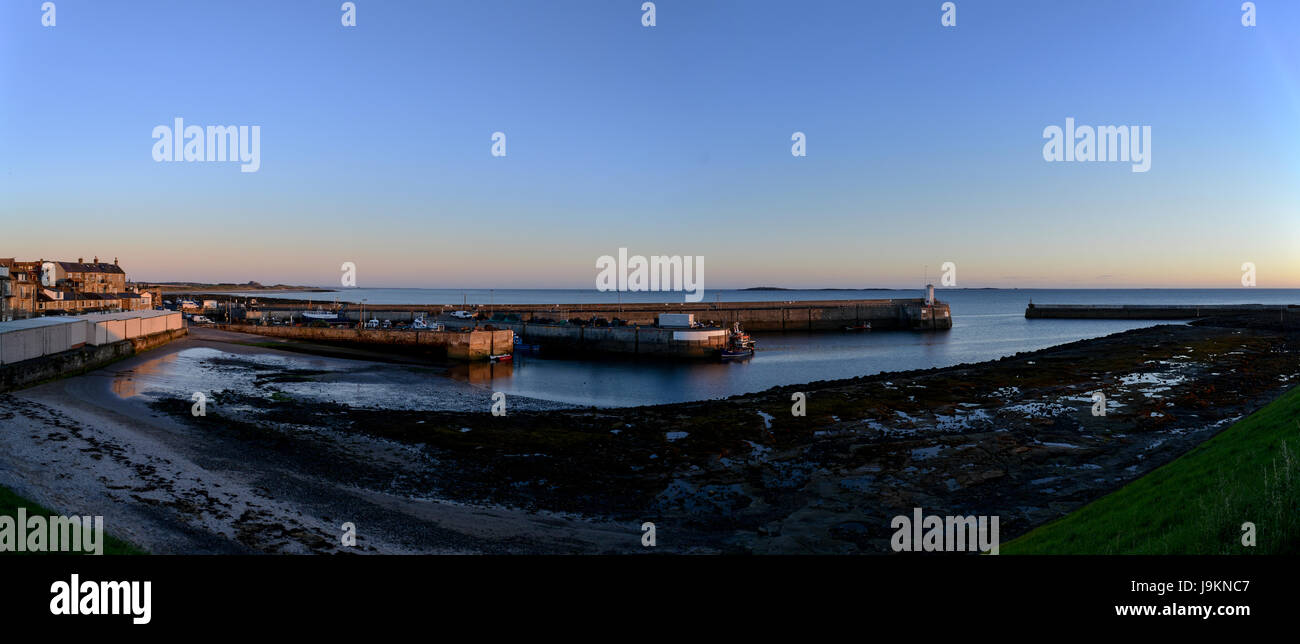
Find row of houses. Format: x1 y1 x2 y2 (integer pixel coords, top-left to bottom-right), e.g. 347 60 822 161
0 257 157 322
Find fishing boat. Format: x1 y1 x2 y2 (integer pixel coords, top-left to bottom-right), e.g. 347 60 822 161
721 323 756 360
490 353 513 362
843 321 872 331
300 310 346 325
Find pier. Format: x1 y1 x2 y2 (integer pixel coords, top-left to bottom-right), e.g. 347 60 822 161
496 321 728 358
204 296 952 361
243 297 953 332
217 324 513 361
476 298 951 332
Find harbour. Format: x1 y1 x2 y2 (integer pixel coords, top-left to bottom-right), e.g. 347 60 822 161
216 291 954 333
196 289 951 362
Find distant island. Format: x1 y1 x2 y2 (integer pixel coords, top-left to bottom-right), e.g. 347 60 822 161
139 281 333 293
743 284 904 290
741 286 1004 291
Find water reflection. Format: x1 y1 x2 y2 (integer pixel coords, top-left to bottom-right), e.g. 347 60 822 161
459 318 1164 407
447 360 514 383
101 315 1171 409
110 351 184 398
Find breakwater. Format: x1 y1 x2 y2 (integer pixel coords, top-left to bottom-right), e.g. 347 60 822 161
217 324 513 361
496 321 728 358
1025 303 1300 321
247 298 953 332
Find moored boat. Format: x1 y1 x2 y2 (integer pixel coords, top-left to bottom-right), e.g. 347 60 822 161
721 322 756 360
512 336 541 351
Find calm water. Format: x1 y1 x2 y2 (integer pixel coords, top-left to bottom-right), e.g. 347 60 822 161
214 288 1300 408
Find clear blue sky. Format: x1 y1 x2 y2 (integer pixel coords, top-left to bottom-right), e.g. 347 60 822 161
2 1 1297 288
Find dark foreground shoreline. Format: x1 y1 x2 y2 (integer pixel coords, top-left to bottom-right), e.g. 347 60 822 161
128 313 1300 553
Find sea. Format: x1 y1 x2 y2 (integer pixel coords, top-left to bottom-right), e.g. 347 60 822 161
209 288 1300 408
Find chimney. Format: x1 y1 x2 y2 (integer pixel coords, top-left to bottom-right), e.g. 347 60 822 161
93 256 99 264
114 257 119 266
78 257 84 263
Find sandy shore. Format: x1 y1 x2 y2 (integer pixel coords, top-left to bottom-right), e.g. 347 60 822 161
0 329 647 554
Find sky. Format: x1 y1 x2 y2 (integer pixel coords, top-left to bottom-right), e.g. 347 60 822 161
2 0 1298 289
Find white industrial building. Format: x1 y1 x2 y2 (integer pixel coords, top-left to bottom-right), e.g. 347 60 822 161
0 310 182 366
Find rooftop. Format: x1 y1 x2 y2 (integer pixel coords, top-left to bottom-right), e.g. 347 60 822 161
53 261 126 275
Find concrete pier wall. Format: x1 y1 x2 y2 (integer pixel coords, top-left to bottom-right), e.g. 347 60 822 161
254 298 953 332
496 322 728 358
218 324 512 361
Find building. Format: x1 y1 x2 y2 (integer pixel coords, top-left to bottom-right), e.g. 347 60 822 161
0 266 9 321
3 256 145 317
37 290 118 315
41 257 127 294
0 259 41 321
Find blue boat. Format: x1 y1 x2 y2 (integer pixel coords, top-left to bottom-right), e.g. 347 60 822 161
512 336 541 352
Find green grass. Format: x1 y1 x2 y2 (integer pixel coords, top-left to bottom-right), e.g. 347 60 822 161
1005 385 1300 554
0 485 145 555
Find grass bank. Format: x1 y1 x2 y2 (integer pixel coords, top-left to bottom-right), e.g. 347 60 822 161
1005 385 1300 554
0 485 145 555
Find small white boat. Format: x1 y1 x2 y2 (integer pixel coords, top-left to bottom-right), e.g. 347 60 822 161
412 316 443 331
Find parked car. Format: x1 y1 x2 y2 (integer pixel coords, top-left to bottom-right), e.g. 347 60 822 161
190 315 212 324
450 310 475 319
365 319 380 329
